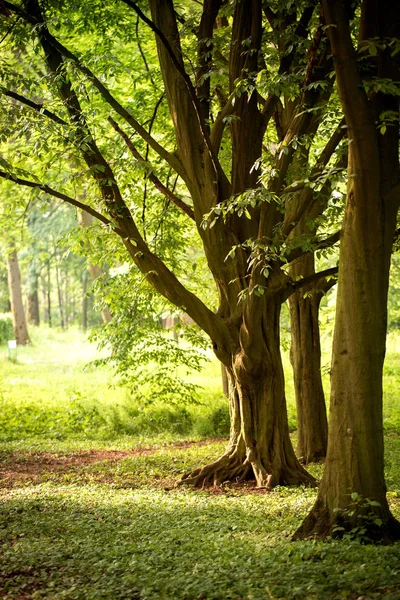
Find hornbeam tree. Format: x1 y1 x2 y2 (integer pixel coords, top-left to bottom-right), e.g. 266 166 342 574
0 0 344 487
295 0 400 540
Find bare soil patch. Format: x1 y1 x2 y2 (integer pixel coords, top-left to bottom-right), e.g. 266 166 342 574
0 439 225 488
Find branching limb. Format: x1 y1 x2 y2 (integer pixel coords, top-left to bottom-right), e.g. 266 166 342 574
4 0 185 181
0 169 119 231
284 265 338 300
108 116 195 220
121 0 224 193
286 230 341 265
0 87 67 125
282 120 347 237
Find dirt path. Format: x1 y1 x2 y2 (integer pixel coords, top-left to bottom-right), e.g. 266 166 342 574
0 439 225 488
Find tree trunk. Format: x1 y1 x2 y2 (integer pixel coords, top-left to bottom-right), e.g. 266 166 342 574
6 245 31 345
26 289 40 326
289 253 328 464
221 365 229 398
295 0 400 541
181 297 315 488
82 270 88 331
26 262 40 326
55 260 65 329
46 261 52 328
78 210 112 324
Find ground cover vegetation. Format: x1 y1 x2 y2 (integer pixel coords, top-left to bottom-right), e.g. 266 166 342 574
0 330 399 599
0 0 399 579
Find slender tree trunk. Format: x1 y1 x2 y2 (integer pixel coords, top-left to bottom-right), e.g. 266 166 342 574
78 210 112 324
55 260 64 329
289 253 328 464
181 296 315 488
6 245 31 345
221 365 229 398
47 261 52 328
82 270 88 331
26 263 40 326
26 289 40 326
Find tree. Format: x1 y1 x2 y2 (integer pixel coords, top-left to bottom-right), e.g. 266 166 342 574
6 243 31 345
295 0 400 540
0 0 344 487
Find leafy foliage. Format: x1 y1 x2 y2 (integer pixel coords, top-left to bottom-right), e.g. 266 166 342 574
0 314 13 345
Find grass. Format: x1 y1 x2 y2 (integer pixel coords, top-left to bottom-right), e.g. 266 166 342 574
0 326 399 599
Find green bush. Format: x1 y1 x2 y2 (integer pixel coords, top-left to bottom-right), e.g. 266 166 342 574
0 314 13 345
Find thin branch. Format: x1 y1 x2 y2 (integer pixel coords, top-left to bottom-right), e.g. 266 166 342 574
285 265 338 299
0 169 123 232
135 14 155 85
286 230 341 265
4 1 186 181
108 116 195 220
263 3 277 29
1 87 67 125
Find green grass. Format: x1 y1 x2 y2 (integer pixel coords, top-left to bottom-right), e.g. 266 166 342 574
0 441 399 600
0 326 399 599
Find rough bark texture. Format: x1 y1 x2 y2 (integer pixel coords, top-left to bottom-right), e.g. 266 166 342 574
295 0 400 541
7 246 31 345
289 253 328 464
181 297 314 488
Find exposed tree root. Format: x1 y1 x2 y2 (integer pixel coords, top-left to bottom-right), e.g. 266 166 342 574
293 499 400 543
178 448 316 489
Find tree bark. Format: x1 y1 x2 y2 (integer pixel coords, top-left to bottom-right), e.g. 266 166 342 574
295 0 400 541
6 245 31 345
181 296 315 488
289 253 328 464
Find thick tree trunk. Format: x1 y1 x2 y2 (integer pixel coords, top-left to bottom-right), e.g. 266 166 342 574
289 253 328 464
295 0 400 541
181 297 315 488
6 246 31 345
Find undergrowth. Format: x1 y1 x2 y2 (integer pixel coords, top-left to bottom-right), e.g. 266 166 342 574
0 328 399 599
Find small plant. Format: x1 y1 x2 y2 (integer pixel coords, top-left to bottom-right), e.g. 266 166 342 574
333 493 386 542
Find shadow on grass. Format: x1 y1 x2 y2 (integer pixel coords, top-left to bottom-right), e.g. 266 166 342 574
1 484 400 600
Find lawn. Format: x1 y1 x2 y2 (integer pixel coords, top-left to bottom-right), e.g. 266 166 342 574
0 327 399 599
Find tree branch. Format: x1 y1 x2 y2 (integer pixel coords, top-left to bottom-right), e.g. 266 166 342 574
286 230 341 265
0 87 68 125
285 265 338 300
0 169 121 231
121 0 224 195
108 116 195 220
4 0 186 181
282 119 347 236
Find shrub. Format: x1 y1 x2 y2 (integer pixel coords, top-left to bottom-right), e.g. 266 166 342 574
0 314 13 345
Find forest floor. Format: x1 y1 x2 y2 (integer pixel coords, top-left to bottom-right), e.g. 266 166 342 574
0 328 400 599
